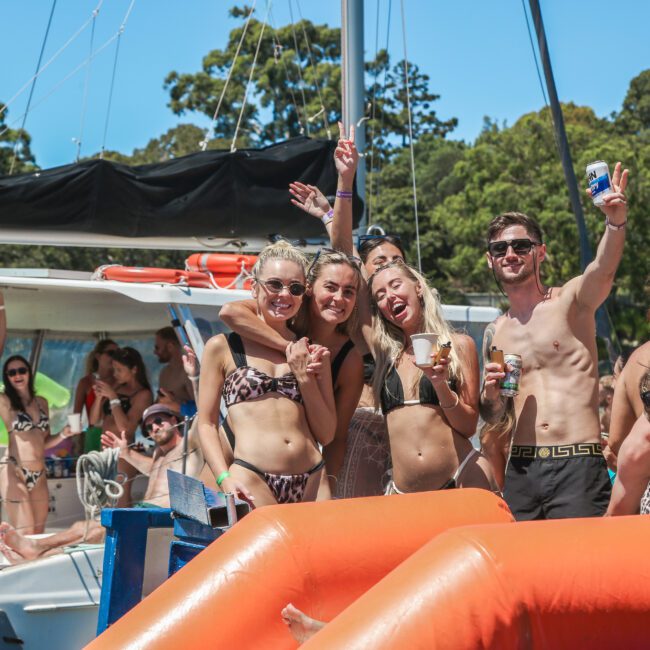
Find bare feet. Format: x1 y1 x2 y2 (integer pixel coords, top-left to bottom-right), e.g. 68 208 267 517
0 522 42 561
281 603 326 645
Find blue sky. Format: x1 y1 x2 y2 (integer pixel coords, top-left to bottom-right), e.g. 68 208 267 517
1 1 648 170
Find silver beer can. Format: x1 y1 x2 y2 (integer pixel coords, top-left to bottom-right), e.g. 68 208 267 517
500 354 522 397
586 160 613 206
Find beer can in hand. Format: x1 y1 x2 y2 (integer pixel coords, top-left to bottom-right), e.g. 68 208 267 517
586 161 613 206
500 354 522 397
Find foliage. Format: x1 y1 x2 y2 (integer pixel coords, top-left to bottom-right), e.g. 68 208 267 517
371 75 650 343
0 102 37 175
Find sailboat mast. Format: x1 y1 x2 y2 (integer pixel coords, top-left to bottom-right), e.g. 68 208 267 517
341 0 366 228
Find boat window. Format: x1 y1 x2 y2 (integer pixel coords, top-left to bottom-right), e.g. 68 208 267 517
1 333 35 365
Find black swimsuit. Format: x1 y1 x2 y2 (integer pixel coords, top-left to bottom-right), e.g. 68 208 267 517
380 364 457 414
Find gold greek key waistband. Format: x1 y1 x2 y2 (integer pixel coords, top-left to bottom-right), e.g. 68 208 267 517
510 443 603 460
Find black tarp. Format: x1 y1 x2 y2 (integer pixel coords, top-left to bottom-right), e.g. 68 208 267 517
0 137 363 239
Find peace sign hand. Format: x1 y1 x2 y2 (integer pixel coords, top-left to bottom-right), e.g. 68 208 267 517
335 121 359 182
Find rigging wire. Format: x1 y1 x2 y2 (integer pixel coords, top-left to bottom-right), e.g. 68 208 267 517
366 0 383 224
269 8 306 135
75 4 101 163
520 0 549 108
231 0 272 152
201 1 257 151
9 0 58 175
286 0 311 135
294 0 332 138
0 1 104 121
100 0 136 158
399 0 421 272
0 26 126 141
374 0 393 216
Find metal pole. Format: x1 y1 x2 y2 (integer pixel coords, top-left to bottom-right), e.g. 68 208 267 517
527 0 590 271
527 0 613 347
341 0 367 229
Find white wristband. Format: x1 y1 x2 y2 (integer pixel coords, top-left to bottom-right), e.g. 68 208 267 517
322 209 334 226
0 305 5 311
109 398 121 408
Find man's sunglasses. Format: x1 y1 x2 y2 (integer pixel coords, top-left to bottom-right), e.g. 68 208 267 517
144 417 168 434
260 279 306 296
487 238 541 258
7 367 29 378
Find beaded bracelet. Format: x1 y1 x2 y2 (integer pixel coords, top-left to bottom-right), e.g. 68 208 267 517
605 217 627 231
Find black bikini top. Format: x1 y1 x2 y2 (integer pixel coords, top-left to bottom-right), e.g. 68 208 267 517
380 363 458 414
331 339 355 387
222 333 302 408
10 402 49 433
102 394 133 416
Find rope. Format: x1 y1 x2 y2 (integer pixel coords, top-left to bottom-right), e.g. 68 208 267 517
399 0 421 272
201 1 257 151
75 5 101 163
231 0 272 152
100 0 136 158
295 0 331 138
286 0 310 135
9 0 58 175
0 0 104 121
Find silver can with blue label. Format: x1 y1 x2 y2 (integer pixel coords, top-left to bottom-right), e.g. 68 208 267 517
586 160 613 206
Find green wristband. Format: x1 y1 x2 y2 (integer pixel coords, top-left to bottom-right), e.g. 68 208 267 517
216 471 231 487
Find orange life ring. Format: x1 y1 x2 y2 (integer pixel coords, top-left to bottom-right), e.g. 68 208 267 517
185 253 258 275
98 265 213 288
206 274 253 290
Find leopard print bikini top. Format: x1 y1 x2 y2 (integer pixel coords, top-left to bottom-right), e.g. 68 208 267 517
222 333 302 407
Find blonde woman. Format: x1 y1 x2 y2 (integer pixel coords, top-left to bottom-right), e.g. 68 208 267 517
199 241 336 506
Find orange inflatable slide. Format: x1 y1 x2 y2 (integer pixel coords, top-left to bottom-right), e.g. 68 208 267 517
86 490 511 649
303 515 650 649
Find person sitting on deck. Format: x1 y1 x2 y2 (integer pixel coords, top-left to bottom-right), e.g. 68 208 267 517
0 403 203 564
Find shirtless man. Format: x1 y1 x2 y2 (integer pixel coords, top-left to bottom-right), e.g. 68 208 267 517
0 404 203 563
606 341 650 515
480 162 628 520
155 327 194 411
608 341 650 455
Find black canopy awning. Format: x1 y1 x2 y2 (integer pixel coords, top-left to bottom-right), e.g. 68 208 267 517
0 137 363 240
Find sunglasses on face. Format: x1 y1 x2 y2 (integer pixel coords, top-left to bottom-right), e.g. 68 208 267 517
7 367 29 378
143 417 169 434
260 279 306 296
487 238 541 258
308 247 362 274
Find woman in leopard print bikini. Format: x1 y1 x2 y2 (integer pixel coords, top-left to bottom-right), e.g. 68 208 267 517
198 241 337 507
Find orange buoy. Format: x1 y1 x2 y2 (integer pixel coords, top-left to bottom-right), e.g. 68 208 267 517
185 253 258 275
97 265 213 288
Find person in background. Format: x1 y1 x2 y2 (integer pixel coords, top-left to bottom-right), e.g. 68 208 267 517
154 327 195 415
0 403 204 563
73 339 119 453
90 347 152 507
0 356 78 534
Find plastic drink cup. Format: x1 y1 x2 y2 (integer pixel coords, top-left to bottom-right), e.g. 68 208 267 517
67 413 82 433
410 333 439 367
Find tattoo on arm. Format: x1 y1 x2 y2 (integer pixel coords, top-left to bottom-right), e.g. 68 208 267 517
482 322 496 368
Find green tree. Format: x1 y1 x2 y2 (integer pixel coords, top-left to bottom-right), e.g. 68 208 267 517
0 102 37 175
615 69 650 137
